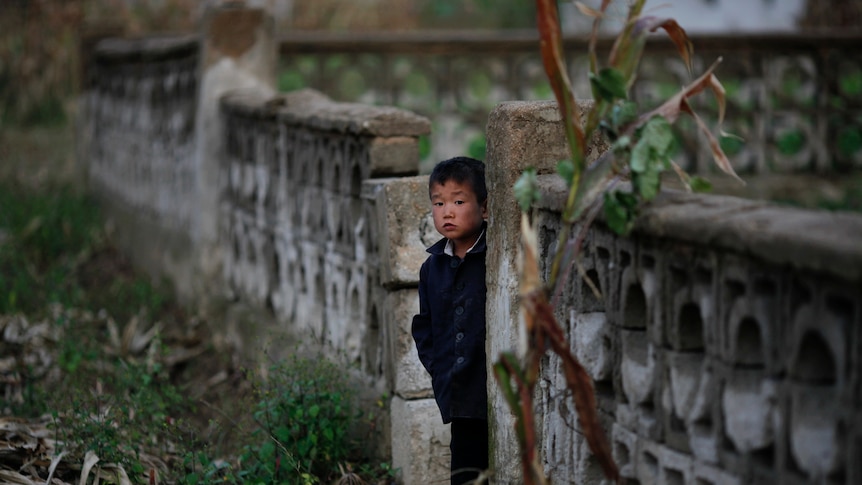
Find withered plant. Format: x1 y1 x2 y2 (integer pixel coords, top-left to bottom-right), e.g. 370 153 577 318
493 1 743 484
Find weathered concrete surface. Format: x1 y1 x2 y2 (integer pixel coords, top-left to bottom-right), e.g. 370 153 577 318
84 22 862 485
486 99 862 485
366 176 437 289
635 190 862 282
383 289 432 399
390 397 451 485
193 5 276 303
484 99 599 483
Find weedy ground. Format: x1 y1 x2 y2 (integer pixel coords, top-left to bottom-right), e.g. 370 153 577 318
0 122 394 484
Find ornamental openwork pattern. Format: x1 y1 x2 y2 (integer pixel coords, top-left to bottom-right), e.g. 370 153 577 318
533 206 862 484
219 90 427 380
85 36 199 231
280 32 862 174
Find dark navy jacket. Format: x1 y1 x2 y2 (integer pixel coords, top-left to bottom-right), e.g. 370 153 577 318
411 227 487 424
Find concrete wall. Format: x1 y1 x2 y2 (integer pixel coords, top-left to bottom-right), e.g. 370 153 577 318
81 33 201 298
82 6 447 482
81 6 862 484
485 100 862 484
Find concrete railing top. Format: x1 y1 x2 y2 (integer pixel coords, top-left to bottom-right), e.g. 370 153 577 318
487 99 862 284
277 29 862 54
221 88 432 137
93 34 200 62
540 173 862 282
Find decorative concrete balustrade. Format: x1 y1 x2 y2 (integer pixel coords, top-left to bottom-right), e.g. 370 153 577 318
484 100 862 484
81 6 862 484
84 34 199 235
219 88 428 381
279 31 862 174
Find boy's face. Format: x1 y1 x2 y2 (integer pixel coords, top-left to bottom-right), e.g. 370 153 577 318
430 179 487 255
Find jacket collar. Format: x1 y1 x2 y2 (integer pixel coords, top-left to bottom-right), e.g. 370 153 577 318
427 221 488 256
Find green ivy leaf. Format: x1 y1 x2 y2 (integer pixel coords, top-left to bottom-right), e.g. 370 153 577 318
689 176 713 193
634 169 661 200
613 135 632 153
641 116 674 156
556 159 575 188
308 404 320 418
603 191 638 235
513 167 541 212
611 100 638 130
630 137 651 173
589 67 628 102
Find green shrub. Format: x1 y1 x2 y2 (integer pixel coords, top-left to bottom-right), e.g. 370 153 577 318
234 354 391 485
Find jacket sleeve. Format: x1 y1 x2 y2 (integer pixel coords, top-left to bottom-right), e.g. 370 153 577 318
411 260 434 376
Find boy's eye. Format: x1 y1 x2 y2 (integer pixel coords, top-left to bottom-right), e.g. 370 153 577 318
455 200 464 205
433 202 443 207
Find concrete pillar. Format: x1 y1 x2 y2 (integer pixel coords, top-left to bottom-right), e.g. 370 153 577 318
192 4 276 301
484 99 598 483
366 175 449 483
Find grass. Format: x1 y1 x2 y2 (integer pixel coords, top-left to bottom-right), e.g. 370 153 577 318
0 178 396 483
0 124 396 484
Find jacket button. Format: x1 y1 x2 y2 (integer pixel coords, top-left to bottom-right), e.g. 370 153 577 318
456 356 465 364
455 306 464 315
450 259 459 268
456 332 464 342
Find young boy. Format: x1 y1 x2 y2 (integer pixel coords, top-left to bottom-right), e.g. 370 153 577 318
411 156 489 485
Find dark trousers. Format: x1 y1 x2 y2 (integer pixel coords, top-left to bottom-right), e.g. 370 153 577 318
450 418 489 485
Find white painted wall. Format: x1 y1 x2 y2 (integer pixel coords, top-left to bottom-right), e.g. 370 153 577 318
561 0 808 34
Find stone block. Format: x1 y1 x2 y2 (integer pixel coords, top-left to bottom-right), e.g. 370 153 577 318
590 226 617 301
693 461 741 485
572 311 613 383
615 402 661 443
619 328 657 407
364 176 437 288
368 136 421 177
390 396 450 485
781 282 852 479
540 390 576 481
637 438 662 485
848 418 862 485
787 381 843 479
663 248 717 355
611 423 639 480
662 350 719 457
615 236 642 329
658 444 693 484
718 255 782 374
573 430 613 485
637 240 665 347
383 289 432 399
721 369 778 455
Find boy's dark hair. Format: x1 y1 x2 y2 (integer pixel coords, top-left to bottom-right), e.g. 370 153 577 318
429 157 487 204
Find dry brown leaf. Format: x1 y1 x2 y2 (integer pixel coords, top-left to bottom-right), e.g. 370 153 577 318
99 463 132 485
574 1 605 19
0 469 37 484
640 16 694 73
79 450 99 485
680 99 744 183
46 451 68 484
